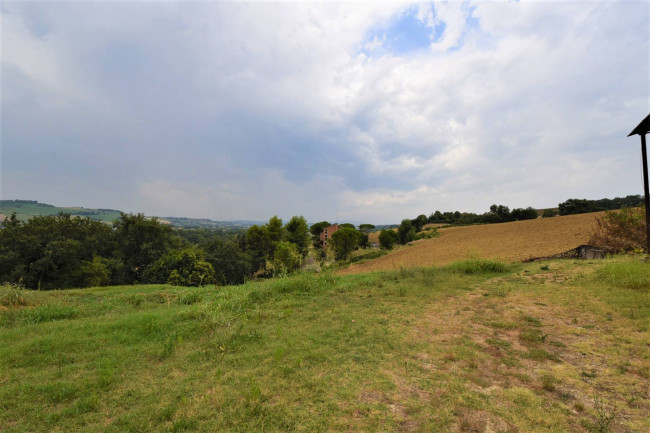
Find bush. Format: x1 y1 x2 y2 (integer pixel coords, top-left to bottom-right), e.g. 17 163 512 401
379 230 398 250
397 219 416 244
272 241 302 275
589 207 646 253
0 283 32 307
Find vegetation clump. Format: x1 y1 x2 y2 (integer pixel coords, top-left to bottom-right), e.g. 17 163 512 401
589 206 646 253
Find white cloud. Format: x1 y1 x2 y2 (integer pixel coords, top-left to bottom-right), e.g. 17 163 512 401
2 1 648 224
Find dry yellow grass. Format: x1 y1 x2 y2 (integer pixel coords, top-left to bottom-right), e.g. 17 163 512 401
341 213 602 275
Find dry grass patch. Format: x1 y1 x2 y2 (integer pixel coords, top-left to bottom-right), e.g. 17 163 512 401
341 212 602 275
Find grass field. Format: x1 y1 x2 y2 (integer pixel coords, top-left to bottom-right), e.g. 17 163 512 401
344 213 601 275
1 256 648 432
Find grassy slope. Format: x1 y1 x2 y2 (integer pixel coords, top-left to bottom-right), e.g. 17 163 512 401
1 257 648 432
344 213 602 275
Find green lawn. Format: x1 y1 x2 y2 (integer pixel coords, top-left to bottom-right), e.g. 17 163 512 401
1 257 648 432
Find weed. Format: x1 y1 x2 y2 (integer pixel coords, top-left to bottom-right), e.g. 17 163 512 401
540 373 556 391
0 283 32 307
521 315 542 327
592 394 616 433
449 258 508 274
595 261 650 291
177 290 204 305
523 348 560 362
19 303 80 324
519 329 546 345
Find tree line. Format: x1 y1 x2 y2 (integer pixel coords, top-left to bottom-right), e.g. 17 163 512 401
557 195 643 215
0 213 324 290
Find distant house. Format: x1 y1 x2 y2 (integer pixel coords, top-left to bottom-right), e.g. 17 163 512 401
319 223 340 250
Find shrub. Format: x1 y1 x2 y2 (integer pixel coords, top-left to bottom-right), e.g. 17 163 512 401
589 207 646 253
0 283 32 307
379 229 398 250
397 219 416 244
272 241 302 275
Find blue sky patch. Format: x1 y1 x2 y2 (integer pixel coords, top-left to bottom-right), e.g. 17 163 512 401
361 5 444 57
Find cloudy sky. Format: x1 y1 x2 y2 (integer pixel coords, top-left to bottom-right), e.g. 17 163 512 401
2 1 648 224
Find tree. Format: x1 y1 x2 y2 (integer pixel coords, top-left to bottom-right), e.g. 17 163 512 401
285 216 310 257
204 238 252 285
267 216 284 244
272 241 302 274
245 225 273 272
510 207 538 221
309 221 330 237
413 214 428 232
147 248 216 287
358 224 376 233
113 213 173 284
0 213 115 289
397 219 416 244
330 227 360 260
379 229 398 249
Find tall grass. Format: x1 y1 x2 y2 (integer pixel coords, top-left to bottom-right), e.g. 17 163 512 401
595 260 650 292
448 258 508 274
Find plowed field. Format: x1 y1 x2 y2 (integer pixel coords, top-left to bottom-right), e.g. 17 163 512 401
341 212 602 275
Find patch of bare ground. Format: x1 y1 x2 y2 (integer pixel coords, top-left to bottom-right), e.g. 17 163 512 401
373 265 648 432
340 213 602 275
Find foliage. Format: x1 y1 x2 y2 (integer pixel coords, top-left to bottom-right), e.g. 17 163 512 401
397 219 416 244
113 213 174 284
542 208 558 218
379 229 398 250
148 248 216 287
558 195 643 215
203 238 252 285
330 227 361 260
358 232 370 248
358 224 376 233
0 283 32 307
272 241 302 275
589 206 646 253
0 213 115 289
412 214 428 232
285 216 310 257
309 221 330 237
339 223 356 229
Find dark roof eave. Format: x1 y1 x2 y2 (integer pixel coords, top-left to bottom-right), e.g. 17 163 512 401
628 113 650 137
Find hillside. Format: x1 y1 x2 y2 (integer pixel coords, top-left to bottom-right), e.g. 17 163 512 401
0 200 259 229
1 258 648 432
343 213 601 275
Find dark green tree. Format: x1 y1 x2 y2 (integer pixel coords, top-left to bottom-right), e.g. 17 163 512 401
113 213 173 284
285 216 310 257
204 238 252 285
330 227 360 260
379 229 398 249
397 219 416 244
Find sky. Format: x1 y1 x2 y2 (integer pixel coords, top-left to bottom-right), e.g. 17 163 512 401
2 1 649 225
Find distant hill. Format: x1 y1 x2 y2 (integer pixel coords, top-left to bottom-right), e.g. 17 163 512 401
0 200 122 223
0 200 262 229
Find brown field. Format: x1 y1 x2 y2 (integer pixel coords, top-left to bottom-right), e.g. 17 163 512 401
342 213 602 275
